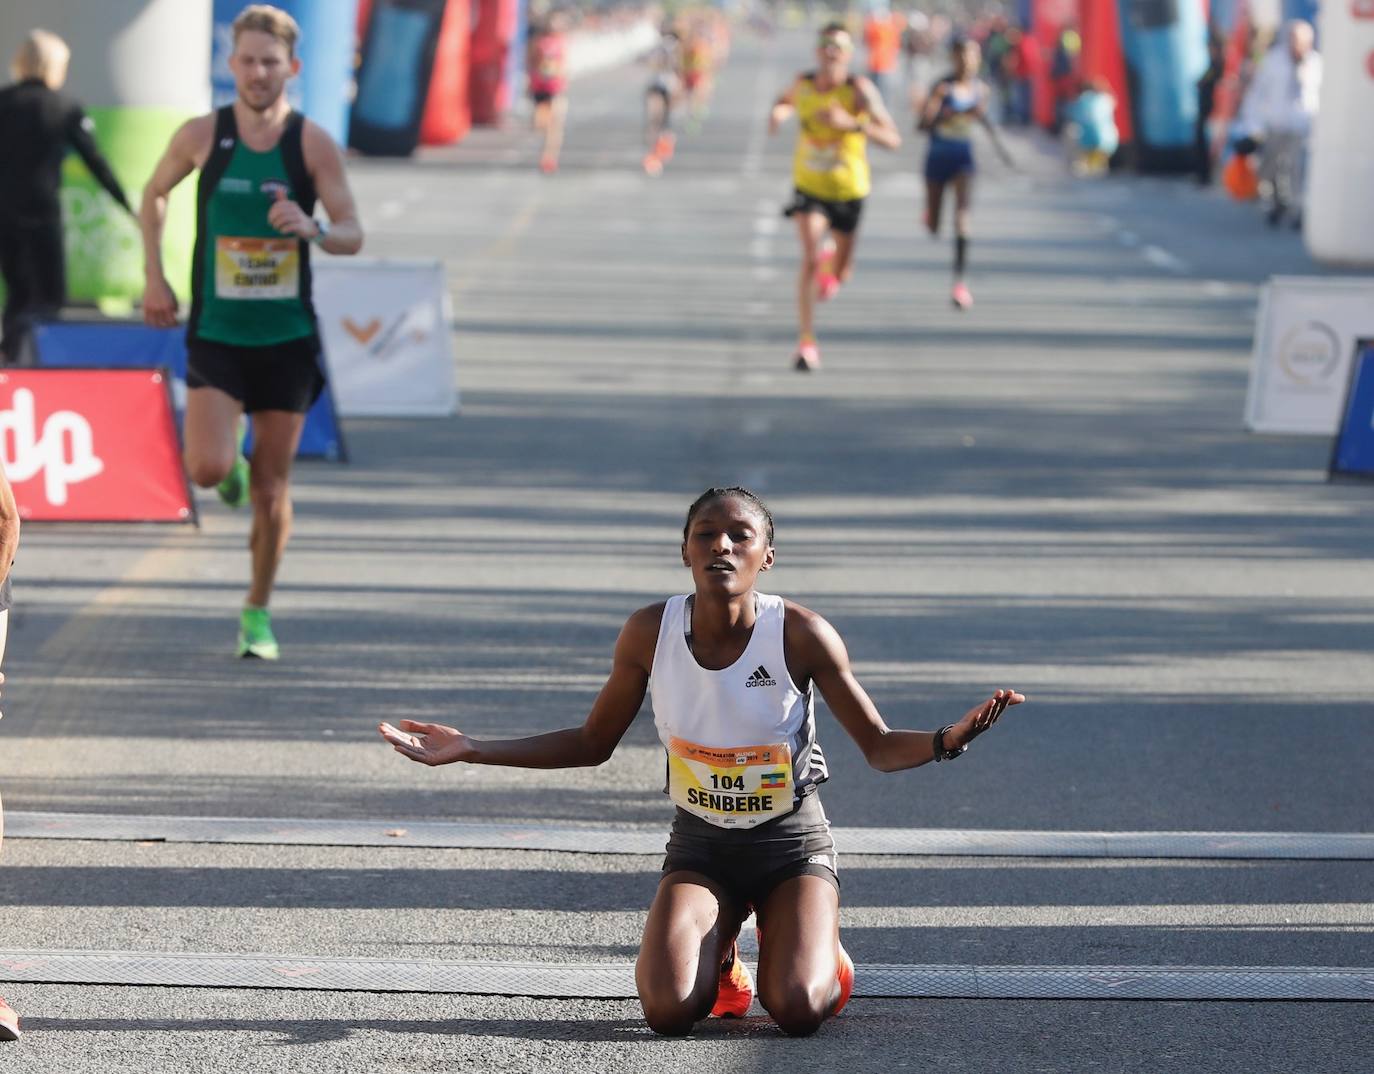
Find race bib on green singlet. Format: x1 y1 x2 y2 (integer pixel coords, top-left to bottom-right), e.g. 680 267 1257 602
215 237 300 300
667 737 793 829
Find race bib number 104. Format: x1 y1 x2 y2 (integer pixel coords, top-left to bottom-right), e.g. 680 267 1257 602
667 737 793 829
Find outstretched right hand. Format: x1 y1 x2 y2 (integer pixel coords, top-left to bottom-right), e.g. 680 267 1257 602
142 275 179 328
378 719 475 766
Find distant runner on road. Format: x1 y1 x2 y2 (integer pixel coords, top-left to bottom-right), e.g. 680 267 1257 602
527 13 570 174
918 36 1013 310
770 23 900 371
642 28 680 176
381 486 1023 1036
140 4 363 660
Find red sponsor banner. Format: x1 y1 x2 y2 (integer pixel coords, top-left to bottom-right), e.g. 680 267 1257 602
0 369 194 523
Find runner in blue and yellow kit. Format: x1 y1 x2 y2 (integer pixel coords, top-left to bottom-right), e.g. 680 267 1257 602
770 23 900 371
140 4 363 660
918 37 1013 310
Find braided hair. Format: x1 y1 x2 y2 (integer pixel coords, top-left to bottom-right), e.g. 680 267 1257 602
682 487 775 544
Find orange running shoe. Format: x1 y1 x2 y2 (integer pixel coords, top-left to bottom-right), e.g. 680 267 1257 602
539 154 558 174
655 133 676 161
710 941 755 1018
832 942 855 1016
643 153 663 176
0 996 20 1041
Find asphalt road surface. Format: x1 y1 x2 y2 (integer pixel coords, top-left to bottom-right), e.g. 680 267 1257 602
1 29 1371 1074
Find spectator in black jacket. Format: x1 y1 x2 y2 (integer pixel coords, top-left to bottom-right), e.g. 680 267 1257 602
0 29 131 364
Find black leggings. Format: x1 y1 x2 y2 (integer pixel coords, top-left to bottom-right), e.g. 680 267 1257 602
0 215 65 365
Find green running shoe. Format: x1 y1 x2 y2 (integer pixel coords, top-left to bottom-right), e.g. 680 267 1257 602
236 606 280 661
216 454 250 509
216 419 250 509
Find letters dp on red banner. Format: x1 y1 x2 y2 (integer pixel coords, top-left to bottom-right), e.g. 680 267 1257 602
0 369 195 523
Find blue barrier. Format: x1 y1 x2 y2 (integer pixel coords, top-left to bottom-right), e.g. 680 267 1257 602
33 321 347 462
1329 340 1374 480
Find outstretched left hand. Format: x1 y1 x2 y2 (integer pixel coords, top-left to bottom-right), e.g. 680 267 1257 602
947 688 1024 750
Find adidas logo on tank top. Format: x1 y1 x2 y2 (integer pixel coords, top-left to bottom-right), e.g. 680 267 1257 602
745 665 777 688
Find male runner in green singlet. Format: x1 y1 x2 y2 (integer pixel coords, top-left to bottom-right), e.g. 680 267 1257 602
140 5 362 660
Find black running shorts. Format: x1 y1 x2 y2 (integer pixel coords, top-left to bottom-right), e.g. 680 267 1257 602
662 791 839 915
186 335 325 415
784 188 865 234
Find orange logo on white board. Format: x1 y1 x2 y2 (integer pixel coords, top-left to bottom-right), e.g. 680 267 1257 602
342 317 382 344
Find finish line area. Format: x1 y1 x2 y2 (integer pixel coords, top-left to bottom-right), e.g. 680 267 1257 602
8 810 1374 860
5 812 1372 1005
2 950 1371 1002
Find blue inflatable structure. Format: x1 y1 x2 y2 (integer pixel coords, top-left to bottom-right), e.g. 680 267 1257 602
1117 0 1209 171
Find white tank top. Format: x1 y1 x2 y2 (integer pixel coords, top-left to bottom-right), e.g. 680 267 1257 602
650 592 828 829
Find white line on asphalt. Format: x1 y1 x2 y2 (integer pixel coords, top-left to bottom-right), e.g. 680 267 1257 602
11 813 1373 860
1 950 1369 1001
751 265 777 281
1116 229 1139 248
1142 244 1189 274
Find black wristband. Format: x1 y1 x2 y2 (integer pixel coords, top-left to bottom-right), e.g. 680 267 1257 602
932 724 967 762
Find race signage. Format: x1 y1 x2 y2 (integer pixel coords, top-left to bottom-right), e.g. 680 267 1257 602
1245 276 1374 434
33 320 347 461
313 258 458 417
1329 339 1374 479
0 369 194 523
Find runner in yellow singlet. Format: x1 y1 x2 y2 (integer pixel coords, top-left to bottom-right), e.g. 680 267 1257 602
769 23 900 371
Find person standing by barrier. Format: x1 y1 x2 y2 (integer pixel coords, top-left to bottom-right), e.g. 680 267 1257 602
919 37 1014 311
1194 34 1225 187
140 4 363 660
1237 19 1321 228
0 29 132 366
380 486 1023 1036
527 14 570 174
0 458 22 1041
770 23 900 371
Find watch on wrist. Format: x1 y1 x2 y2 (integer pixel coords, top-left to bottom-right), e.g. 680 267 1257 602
310 219 329 245
932 724 968 763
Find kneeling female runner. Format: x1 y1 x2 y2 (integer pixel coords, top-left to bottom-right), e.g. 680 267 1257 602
380 486 1024 1036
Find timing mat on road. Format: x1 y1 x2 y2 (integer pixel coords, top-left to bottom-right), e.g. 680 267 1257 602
0 950 1370 1001
7 811 1374 860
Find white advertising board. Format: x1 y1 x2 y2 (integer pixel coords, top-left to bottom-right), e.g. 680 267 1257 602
1244 276 1374 435
313 258 458 417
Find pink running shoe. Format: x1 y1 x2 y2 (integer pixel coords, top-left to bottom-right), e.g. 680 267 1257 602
951 282 973 310
0 996 20 1041
794 341 820 371
816 272 840 302
539 154 558 174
